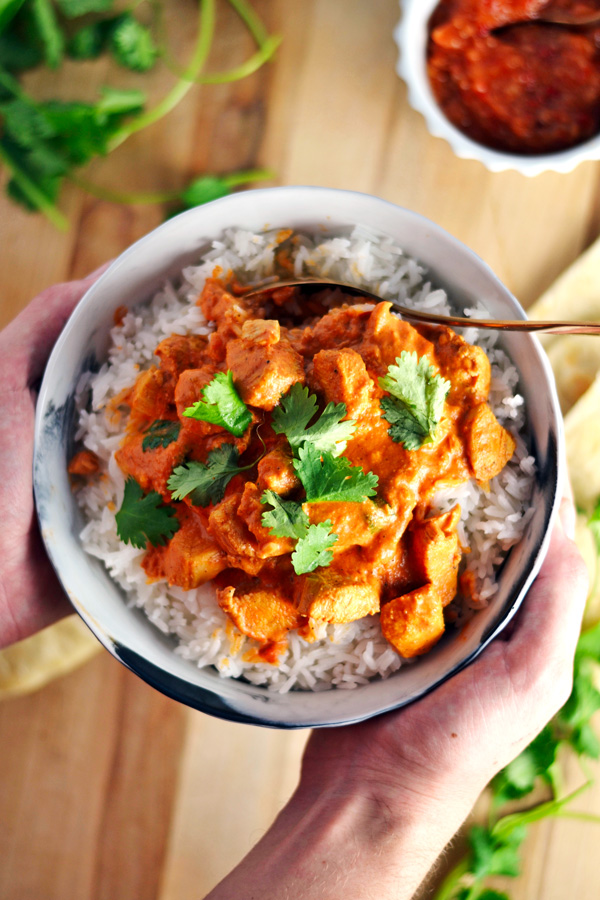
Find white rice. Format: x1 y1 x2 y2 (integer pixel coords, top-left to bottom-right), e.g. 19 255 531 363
73 226 535 691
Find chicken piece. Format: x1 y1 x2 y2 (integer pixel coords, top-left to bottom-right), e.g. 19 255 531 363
241 318 280 345
294 574 380 624
174 366 224 440
380 584 445 658
462 402 516 483
360 302 436 375
68 449 100 476
425 325 491 405
226 324 305 410
155 334 211 382
296 304 373 357
311 348 374 420
256 447 301 495
199 278 254 341
217 584 302 643
115 429 189 495
237 483 295 557
130 366 172 419
410 506 462 607
142 511 226 590
306 500 389 554
208 493 284 574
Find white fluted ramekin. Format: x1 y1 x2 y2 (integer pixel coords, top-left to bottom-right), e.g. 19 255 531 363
394 0 600 176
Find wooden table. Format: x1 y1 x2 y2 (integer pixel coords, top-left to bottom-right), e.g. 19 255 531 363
1 2 599 897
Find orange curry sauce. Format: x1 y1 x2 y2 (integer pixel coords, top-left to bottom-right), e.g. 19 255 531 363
113 280 515 663
428 0 600 154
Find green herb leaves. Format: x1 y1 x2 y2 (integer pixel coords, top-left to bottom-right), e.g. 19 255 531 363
168 444 243 508
115 477 179 549
379 351 450 451
184 370 252 437
260 490 308 540
260 384 378 574
272 382 355 456
260 491 337 575
294 443 378 504
142 419 180 451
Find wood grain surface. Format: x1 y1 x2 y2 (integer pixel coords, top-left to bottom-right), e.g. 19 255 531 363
1 2 599 898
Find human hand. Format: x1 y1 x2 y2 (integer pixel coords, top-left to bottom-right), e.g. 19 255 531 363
0 269 107 649
207 494 588 900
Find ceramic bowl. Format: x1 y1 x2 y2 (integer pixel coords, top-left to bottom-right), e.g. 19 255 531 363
34 186 562 728
394 0 600 176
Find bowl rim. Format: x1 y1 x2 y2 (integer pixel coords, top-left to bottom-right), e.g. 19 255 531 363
33 185 563 728
394 0 600 176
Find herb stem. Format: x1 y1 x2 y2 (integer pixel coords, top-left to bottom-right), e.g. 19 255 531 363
195 33 281 84
226 0 269 46
70 167 275 206
108 0 216 151
0 142 68 230
430 857 470 900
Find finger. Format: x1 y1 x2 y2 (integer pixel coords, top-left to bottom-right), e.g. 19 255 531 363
0 263 111 388
505 518 588 682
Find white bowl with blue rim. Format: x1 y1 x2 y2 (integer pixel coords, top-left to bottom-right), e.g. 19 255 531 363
33 185 562 728
394 0 600 176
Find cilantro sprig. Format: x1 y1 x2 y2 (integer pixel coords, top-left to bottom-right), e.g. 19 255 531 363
379 351 450 451
0 0 280 227
168 444 248 508
294 443 378 504
272 383 356 457
260 490 337 575
115 477 179 549
184 370 252 437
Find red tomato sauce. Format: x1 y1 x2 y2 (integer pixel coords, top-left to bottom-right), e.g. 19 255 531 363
427 0 600 154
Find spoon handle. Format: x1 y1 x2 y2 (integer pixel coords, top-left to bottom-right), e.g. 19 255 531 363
243 278 600 334
394 307 600 335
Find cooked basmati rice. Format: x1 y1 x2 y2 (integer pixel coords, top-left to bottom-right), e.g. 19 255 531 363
73 226 536 691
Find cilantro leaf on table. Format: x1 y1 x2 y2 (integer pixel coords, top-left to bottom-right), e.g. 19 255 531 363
168 444 244 507
0 0 28 35
379 351 450 451
294 443 378 504
260 489 309 539
55 0 114 16
184 370 252 437
30 0 64 68
142 419 181 451
468 824 525 880
272 383 356 456
292 522 337 575
491 726 559 807
115 477 179 549
110 13 157 72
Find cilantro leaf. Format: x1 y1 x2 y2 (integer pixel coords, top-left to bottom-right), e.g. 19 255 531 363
260 490 309 539
31 0 64 69
468 824 525 880
115 477 179 549
292 522 337 575
142 419 181 451
55 0 114 16
180 175 232 208
294 443 378 504
589 499 600 556
379 351 450 451
67 21 112 60
184 370 252 437
0 33 41 70
491 726 559 807
110 14 157 72
272 383 356 456
0 0 27 36
168 444 242 507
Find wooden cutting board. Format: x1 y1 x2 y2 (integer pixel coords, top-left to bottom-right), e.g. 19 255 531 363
1 2 599 898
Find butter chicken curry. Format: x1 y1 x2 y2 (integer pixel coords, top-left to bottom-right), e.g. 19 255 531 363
110 279 516 663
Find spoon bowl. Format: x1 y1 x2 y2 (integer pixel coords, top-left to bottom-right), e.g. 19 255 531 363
244 277 600 335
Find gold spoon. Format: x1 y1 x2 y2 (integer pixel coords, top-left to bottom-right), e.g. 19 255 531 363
244 278 600 335
536 6 600 26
